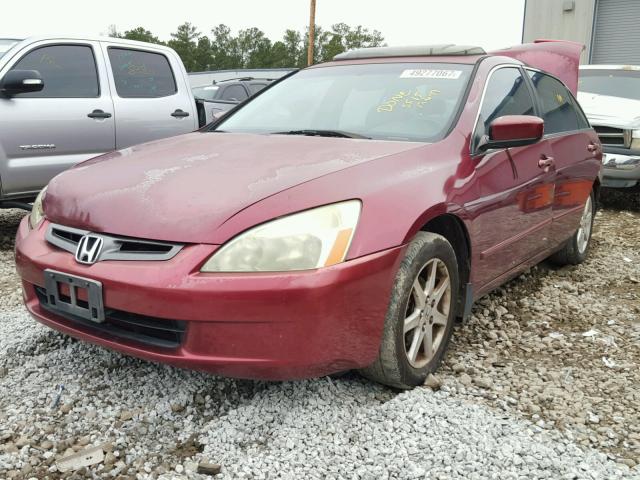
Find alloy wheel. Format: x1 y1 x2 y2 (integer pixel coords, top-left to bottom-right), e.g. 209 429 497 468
403 258 452 368
576 195 593 254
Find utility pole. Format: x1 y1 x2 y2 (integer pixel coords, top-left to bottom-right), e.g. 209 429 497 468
307 0 316 66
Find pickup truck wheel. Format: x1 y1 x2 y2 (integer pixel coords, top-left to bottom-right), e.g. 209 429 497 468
360 232 459 389
550 191 595 266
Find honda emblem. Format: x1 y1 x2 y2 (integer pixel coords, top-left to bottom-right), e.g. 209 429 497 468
75 235 103 265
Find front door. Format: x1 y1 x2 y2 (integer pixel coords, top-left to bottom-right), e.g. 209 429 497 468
468 66 554 287
0 41 115 198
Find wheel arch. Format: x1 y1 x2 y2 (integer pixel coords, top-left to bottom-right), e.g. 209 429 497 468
418 212 472 319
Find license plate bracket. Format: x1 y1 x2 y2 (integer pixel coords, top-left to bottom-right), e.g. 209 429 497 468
44 269 105 323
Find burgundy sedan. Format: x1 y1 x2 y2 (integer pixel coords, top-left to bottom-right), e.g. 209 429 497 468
16 41 601 389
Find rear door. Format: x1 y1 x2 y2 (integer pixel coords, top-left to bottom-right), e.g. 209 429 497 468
525 70 600 247
470 66 555 284
102 44 197 149
0 41 115 197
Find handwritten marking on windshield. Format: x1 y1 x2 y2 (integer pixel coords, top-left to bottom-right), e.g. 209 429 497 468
377 89 441 113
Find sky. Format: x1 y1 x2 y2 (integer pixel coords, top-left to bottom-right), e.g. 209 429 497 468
2 0 525 51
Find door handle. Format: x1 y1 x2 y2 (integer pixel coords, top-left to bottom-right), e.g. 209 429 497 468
87 109 112 119
538 155 554 173
587 142 598 153
171 109 190 118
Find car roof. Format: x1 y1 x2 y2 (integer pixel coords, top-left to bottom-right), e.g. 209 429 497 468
333 44 486 61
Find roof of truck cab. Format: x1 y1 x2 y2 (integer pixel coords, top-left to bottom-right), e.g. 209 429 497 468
16 35 175 51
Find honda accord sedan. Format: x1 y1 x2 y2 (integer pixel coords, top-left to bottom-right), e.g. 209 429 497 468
15 41 601 389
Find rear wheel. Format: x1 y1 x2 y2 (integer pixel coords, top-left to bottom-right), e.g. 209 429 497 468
360 232 459 389
550 191 595 266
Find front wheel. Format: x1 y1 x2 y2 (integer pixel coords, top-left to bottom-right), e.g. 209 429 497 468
550 191 595 266
360 232 459 389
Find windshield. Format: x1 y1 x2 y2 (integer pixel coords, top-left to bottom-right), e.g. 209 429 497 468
579 69 640 101
192 85 220 101
0 39 19 60
215 62 474 142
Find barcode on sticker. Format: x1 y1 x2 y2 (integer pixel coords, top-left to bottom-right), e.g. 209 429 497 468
400 69 462 79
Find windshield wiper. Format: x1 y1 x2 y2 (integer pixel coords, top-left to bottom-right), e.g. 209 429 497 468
273 129 370 139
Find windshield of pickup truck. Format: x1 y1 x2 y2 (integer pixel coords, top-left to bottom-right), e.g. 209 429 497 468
0 39 19 59
214 63 474 142
579 69 640 101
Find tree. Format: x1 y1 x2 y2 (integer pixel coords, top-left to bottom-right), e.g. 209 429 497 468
320 23 386 62
121 27 164 45
193 36 213 71
106 25 163 45
210 24 242 69
103 22 386 72
237 28 273 68
168 22 200 72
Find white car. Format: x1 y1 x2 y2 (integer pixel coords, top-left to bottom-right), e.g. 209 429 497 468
578 65 640 191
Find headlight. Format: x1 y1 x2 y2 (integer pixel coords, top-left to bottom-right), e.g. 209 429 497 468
201 200 361 272
632 130 640 150
29 187 47 229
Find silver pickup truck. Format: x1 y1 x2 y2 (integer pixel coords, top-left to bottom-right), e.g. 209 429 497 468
0 36 220 209
578 65 640 191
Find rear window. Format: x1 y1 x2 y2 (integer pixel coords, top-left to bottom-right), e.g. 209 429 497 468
216 62 474 143
528 71 586 134
108 48 177 98
579 69 640 101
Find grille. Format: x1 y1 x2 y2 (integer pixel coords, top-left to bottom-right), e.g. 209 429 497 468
593 125 632 148
46 223 183 262
35 286 186 349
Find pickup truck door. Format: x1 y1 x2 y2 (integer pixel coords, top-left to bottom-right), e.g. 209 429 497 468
0 40 115 198
101 43 198 149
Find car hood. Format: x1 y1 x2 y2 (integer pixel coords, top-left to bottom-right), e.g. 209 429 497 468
577 92 640 128
44 132 422 244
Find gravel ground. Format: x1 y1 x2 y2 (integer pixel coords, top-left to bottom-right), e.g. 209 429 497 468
0 194 638 479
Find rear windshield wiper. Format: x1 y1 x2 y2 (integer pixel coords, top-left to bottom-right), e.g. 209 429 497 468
273 129 370 139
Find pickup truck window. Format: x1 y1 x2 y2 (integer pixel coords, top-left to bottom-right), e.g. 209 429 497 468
107 48 177 98
215 62 473 143
10 45 99 98
579 69 640 101
527 71 585 134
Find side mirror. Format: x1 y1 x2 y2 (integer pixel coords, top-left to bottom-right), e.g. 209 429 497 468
478 115 544 152
0 70 44 96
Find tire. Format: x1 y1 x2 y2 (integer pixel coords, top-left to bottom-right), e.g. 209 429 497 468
360 232 459 389
549 191 595 266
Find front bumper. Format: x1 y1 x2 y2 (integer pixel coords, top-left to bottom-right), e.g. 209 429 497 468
601 148 640 188
15 217 404 380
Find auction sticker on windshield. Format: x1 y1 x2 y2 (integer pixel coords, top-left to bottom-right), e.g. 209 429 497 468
400 69 462 79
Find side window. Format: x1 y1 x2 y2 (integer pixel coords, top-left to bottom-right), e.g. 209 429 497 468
249 83 267 94
221 85 248 101
11 45 99 98
479 67 536 136
527 71 581 134
108 48 176 98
